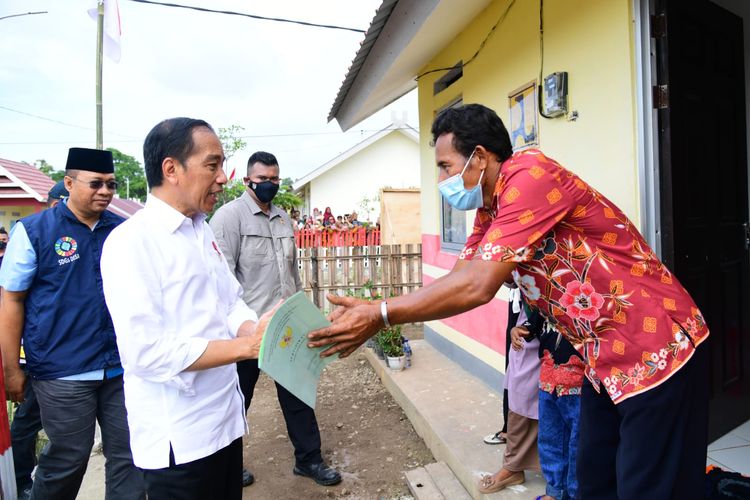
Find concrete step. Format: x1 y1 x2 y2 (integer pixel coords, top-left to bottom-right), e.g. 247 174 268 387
365 340 545 499
406 461 473 500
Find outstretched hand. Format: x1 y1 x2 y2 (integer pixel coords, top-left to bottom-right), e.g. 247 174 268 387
307 294 383 358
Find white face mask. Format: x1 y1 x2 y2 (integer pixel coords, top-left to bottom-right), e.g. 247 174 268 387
437 149 484 211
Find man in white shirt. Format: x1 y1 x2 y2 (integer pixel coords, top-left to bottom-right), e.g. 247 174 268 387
100 117 274 500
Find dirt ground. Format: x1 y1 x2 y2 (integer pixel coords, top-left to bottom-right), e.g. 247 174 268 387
241 324 433 500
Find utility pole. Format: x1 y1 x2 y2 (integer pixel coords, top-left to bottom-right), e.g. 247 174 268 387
126 177 130 199
95 0 104 149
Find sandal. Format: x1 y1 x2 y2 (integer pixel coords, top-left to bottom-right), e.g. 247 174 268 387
477 471 525 493
483 430 507 445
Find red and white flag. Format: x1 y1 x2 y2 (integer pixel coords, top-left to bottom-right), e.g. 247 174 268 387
89 0 122 62
0 357 16 499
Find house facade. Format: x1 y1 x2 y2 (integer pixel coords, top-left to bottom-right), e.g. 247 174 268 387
0 157 143 230
329 0 750 439
293 125 420 223
0 158 56 229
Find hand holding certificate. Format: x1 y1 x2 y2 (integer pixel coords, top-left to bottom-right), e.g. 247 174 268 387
258 291 337 408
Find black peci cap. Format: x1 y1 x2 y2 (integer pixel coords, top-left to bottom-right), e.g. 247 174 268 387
65 147 114 173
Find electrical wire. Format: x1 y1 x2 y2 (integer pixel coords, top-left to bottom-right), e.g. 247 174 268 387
125 0 366 33
538 0 554 119
0 105 140 139
414 0 516 81
0 11 47 22
0 127 419 145
0 104 418 145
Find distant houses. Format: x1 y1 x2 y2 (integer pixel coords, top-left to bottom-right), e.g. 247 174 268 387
0 157 143 230
293 124 420 225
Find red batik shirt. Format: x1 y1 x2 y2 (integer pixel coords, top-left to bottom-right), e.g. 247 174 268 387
460 149 709 403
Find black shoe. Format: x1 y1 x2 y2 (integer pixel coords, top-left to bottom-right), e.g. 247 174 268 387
242 468 255 487
293 461 342 486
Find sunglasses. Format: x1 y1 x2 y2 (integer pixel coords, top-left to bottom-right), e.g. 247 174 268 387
71 178 118 191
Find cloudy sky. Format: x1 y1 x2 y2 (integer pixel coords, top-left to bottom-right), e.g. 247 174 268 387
0 0 417 181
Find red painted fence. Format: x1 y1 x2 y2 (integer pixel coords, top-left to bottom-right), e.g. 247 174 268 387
295 228 380 248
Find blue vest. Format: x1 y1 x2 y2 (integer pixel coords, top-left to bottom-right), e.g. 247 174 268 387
22 203 124 379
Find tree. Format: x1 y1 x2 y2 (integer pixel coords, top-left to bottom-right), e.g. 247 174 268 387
108 148 147 201
35 159 65 182
274 177 303 212
218 124 246 167
208 125 249 217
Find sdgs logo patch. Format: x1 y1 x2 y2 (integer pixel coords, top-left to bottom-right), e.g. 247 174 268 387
55 236 80 266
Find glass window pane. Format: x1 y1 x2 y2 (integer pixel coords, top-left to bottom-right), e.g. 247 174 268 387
441 197 466 248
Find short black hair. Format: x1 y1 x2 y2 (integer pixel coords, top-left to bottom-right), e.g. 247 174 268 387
0 226 6 235
143 117 214 189
430 104 513 162
246 151 278 175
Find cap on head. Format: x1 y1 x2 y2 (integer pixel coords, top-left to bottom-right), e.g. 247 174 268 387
48 180 69 200
65 147 114 174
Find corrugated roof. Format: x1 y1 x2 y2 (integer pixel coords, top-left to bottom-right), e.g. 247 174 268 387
0 158 55 201
108 197 144 218
0 157 144 218
327 0 400 122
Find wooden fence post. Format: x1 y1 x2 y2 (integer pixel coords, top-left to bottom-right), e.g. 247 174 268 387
310 247 320 307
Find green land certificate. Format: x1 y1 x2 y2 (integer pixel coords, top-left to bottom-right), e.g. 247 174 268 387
258 291 337 408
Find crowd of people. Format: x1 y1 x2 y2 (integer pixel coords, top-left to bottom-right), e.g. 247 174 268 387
0 103 713 500
290 207 374 232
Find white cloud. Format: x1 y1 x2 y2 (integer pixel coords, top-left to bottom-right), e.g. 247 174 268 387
0 0 418 181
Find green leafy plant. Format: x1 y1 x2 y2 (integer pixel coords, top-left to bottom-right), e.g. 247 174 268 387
343 281 403 356
376 325 403 357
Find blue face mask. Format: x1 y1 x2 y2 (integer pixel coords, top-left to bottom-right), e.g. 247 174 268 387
438 149 484 211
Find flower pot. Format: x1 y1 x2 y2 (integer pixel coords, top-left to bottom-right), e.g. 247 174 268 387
386 355 406 371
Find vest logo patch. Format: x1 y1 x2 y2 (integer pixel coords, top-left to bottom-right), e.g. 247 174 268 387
55 236 80 266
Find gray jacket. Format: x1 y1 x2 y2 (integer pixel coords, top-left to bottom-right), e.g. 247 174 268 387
209 192 302 316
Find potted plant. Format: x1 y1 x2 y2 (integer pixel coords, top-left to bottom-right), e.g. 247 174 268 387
377 325 405 371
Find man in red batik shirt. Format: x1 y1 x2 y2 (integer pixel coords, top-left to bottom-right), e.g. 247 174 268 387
309 104 710 499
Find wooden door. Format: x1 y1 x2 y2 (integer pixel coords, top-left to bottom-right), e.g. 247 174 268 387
656 0 750 440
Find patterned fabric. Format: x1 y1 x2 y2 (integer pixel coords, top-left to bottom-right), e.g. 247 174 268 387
460 149 709 403
539 350 585 396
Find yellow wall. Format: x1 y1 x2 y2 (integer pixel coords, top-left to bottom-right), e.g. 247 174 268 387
0 204 39 231
419 0 640 236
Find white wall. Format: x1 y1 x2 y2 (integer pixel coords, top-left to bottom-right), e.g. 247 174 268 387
307 131 420 222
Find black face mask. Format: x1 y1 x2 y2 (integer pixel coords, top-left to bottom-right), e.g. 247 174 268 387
0 241 5 250
248 180 280 203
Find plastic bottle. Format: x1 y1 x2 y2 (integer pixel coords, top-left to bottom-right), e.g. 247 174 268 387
402 337 412 368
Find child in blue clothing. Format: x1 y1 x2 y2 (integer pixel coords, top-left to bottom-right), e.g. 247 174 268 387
520 321 584 500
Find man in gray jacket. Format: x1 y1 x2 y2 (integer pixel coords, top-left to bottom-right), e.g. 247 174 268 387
209 151 341 488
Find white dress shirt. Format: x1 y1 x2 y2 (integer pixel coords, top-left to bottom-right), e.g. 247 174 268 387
100 195 257 469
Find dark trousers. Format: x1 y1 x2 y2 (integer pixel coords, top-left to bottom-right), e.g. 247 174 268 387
30 376 145 500
142 438 242 500
577 344 709 500
237 359 322 466
11 378 42 493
